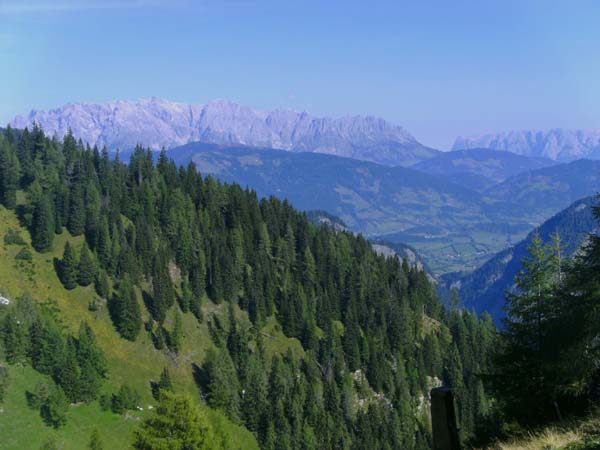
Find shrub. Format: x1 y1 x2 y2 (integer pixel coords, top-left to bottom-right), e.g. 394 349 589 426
15 248 33 261
3 229 26 246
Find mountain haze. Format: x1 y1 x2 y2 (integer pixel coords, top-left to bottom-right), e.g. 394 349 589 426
453 129 600 161
485 159 600 222
10 97 438 166
410 148 556 190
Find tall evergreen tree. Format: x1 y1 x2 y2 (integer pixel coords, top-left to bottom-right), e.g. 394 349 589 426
168 311 183 355
0 136 20 209
67 183 86 236
109 276 142 341
490 233 562 423
59 242 78 290
31 194 54 252
78 242 96 286
133 393 222 450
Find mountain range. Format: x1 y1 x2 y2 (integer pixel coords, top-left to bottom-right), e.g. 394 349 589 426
10 99 600 275
410 148 556 191
453 129 600 161
10 98 438 167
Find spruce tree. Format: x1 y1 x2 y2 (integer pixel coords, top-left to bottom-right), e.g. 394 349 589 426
168 311 183 355
0 136 20 209
78 242 96 286
109 276 142 341
31 195 54 253
67 183 86 236
203 348 241 421
58 338 81 402
152 366 173 400
133 393 214 450
2 310 28 363
491 233 562 423
59 242 78 290
41 385 68 428
94 270 110 299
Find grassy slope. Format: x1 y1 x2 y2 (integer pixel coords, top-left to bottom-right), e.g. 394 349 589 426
0 364 141 449
481 416 600 450
0 205 260 450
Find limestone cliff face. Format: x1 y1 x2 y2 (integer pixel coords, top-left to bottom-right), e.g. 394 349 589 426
11 97 436 166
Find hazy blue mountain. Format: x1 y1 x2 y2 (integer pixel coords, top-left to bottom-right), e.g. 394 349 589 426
170 142 485 234
453 129 600 161
485 159 600 223
10 97 438 166
443 196 598 320
410 148 556 191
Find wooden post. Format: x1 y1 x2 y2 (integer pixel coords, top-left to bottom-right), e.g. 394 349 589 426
431 387 461 450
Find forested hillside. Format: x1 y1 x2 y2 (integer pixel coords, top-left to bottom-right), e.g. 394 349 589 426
0 125 497 449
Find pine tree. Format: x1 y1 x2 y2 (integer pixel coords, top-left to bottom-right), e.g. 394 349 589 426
109 276 142 341
94 270 110 299
133 393 216 450
77 322 107 378
203 348 241 421
490 233 562 423
168 311 183 355
41 385 68 428
31 195 54 252
67 183 86 236
0 136 20 209
2 310 28 363
152 366 173 400
59 242 78 290
557 211 600 405
78 242 96 286
158 366 173 393
58 338 81 402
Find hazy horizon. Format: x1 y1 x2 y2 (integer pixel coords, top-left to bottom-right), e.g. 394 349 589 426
2 0 600 149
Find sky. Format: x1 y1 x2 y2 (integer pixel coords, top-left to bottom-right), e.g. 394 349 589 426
1 0 599 149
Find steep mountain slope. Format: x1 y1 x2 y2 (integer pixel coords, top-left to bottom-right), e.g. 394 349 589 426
486 159 600 222
443 196 598 320
10 98 439 166
410 148 556 191
0 127 496 449
453 129 600 161
0 207 259 450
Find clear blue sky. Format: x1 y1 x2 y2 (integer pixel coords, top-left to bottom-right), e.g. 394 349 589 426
1 0 599 149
